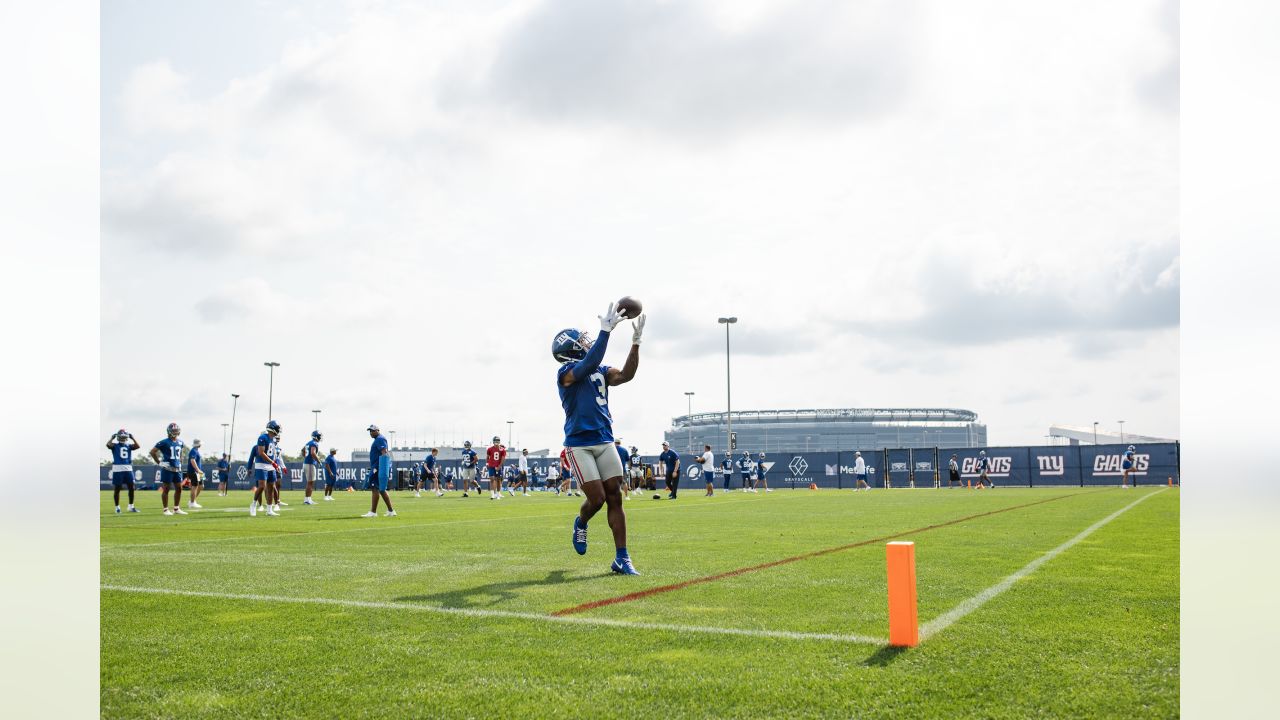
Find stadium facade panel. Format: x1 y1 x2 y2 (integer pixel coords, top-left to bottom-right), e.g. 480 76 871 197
665 408 987 454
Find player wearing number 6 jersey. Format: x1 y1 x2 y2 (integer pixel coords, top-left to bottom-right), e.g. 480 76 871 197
553 303 646 575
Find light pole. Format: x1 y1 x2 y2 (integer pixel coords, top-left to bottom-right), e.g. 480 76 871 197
312 409 321 432
684 392 695 452
717 317 737 457
1117 420 1125 443
390 430 397 449
221 423 230 455
507 420 514 447
1092 421 1099 445
229 393 240 460
264 362 280 419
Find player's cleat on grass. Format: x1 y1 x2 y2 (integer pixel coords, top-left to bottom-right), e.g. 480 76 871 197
303 498 315 505
361 511 377 517
265 508 278 517
128 506 139 512
249 503 257 517
273 504 281 512
115 506 121 514
189 502 203 508
572 516 588 555
766 488 773 492
414 491 421 497
385 510 397 517
462 493 469 498
163 509 174 515
174 507 188 515
278 501 289 506
610 557 641 575
436 491 444 497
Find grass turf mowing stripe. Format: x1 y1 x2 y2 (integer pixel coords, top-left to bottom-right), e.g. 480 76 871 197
919 487 1167 641
99 584 885 644
101 491 804 549
551 489 1110 617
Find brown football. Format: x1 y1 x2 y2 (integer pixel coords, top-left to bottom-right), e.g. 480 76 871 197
616 296 643 319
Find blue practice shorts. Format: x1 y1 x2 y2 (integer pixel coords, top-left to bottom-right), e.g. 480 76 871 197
486 466 501 478
1122 460 1133 470
365 470 388 492
253 468 277 483
160 469 182 486
111 471 135 488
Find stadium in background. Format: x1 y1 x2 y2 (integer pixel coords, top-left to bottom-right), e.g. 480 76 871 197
667 408 987 454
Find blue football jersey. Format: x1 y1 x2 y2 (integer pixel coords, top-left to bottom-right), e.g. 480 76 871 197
254 433 273 465
461 449 477 468
424 455 437 471
154 438 184 469
369 435 388 468
558 363 614 447
188 447 202 470
324 454 338 475
111 443 133 466
978 457 989 471
304 440 319 465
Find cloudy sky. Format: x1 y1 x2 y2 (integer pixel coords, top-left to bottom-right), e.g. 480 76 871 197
100 0 1178 460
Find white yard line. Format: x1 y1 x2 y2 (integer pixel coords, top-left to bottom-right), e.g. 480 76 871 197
100 584 884 645
919 488 1167 641
101 493 804 550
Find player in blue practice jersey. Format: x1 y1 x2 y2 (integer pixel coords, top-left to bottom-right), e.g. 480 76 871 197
303 431 323 505
150 423 188 516
738 452 754 493
755 451 772 492
323 448 339 500
107 429 141 513
553 302 645 575
250 421 283 516
658 441 680 499
217 454 230 496
1122 445 1137 489
975 451 992 490
424 448 442 497
362 425 396 517
720 456 733 492
185 439 205 509
459 440 480 497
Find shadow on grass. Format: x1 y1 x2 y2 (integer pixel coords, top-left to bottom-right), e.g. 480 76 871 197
396 569 604 608
862 645 910 667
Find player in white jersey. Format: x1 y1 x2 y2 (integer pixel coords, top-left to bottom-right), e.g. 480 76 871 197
854 451 870 491
699 445 715 496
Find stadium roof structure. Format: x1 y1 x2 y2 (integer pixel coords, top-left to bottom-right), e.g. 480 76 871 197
1049 424 1177 444
672 408 979 428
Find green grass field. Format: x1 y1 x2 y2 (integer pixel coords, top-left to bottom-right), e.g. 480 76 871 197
100 486 1178 718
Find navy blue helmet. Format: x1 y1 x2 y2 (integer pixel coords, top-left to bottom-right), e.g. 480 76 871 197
266 420 281 436
311 430 322 441
551 328 592 363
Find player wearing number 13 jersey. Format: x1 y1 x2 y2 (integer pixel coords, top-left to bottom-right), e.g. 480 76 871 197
552 302 646 575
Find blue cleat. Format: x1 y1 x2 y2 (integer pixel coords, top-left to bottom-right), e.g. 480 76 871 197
610 557 641 575
572 516 588 555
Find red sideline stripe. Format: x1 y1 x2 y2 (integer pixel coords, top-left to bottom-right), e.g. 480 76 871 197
550 489 1108 617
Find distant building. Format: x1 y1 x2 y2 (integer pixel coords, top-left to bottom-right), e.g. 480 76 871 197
665 408 987 454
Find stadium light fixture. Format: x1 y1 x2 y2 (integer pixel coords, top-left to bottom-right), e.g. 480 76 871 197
229 394 240 461
1092 421 1099 445
718 318 737 460
507 420 514 447
1117 420 1125 443
312 409 321 431
264 362 280 419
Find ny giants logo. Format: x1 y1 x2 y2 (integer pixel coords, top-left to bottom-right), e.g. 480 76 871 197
961 456 1012 477
1092 454 1149 476
1037 456 1065 476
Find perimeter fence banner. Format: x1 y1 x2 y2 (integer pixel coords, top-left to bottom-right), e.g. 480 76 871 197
99 443 1179 490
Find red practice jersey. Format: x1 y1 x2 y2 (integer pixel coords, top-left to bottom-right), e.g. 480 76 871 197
486 445 506 468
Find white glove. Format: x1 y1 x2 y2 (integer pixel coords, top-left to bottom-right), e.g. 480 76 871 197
631 314 646 344
599 302 624 332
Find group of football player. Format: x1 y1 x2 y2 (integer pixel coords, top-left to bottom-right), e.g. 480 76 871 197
106 424 224 515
